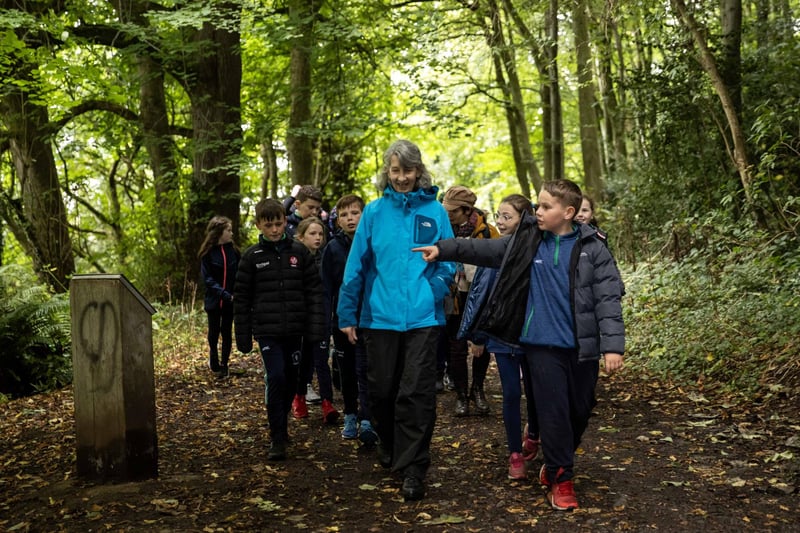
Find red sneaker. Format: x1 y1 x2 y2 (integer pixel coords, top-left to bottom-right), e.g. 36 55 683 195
522 423 540 461
548 479 579 511
539 464 551 487
321 399 339 424
508 452 526 480
292 395 308 419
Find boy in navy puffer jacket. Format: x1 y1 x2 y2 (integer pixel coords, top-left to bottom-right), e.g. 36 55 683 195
414 179 624 512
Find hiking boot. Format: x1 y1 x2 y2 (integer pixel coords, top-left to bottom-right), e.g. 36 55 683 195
217 365 229 379
359 420 378 446
208 357 221 374
454 391 469 417
306 384 322 404
471 385 490 415
341 413 358 439
522 423 540 461
548 479 579 511
292 395 308 419
401 476 425 501
508 452 526 480
268 440 287 461
321 399 339 424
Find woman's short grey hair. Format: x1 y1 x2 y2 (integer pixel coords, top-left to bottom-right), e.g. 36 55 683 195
376 139 433 192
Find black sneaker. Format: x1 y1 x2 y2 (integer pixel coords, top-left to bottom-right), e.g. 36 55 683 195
401 476 425 501
217 365 229 379
208 358 221 374
268 440 286 461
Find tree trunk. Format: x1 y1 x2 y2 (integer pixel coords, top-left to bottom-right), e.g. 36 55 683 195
186 3 243 289
485 0 542 197
671 0 753 204
573 0 604 198
286 0 317 186
720 0 742 116
545 0 564 182
596 3 627 173
1 70 74 292
137 54 184 249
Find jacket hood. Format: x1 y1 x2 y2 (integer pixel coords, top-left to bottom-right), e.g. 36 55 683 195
382 185 440 207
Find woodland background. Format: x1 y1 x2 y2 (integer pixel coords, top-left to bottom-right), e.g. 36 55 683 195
0 0 798 405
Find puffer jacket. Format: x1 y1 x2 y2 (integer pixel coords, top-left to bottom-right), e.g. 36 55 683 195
321 229 353 332
234 234 325 343
436 214 624 362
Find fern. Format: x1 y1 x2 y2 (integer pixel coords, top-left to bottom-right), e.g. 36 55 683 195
0 265 72 397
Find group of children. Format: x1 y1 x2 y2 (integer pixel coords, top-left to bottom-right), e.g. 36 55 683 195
198 139 625 510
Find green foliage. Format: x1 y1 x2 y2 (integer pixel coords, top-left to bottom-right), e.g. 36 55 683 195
0 266 72 398
623 213 800 395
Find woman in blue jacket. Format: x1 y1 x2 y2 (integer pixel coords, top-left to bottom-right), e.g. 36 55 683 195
337 139 455 502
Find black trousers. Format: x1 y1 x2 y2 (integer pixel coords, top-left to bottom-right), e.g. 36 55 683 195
446 312 490 393
206 305 233 366
526 345 598 483
257 336 302 443
362 327 439 480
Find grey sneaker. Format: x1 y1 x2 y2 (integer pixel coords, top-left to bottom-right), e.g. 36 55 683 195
306 384 322 404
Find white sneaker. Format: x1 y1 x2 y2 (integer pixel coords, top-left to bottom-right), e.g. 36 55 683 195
306 384 322 404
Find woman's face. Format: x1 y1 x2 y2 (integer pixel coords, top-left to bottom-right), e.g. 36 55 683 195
494 202 522 236
387 154 419 193
299 223 325 252
575 198 593 224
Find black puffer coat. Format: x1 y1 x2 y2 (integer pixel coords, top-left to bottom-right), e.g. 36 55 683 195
436 214 625 362
234 235 325 345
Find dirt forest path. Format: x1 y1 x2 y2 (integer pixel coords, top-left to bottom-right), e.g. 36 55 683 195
2 354 798 532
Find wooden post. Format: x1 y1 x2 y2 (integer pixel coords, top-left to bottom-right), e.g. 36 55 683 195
70 274 158 481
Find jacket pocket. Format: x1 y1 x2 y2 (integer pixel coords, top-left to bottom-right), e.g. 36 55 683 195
414 214 438 244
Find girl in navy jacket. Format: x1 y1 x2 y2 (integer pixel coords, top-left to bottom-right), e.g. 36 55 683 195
199 216 240 377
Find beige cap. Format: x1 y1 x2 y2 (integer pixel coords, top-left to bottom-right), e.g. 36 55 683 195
442 186 477 210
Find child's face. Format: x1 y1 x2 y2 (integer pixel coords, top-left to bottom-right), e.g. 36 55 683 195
535 190 575 235
337 204 363 236
296 198 322 219
388 155 419 193
218 224 233 244
494 202 521 236
299 223 325 252
256 216 287 242
575 198 593 224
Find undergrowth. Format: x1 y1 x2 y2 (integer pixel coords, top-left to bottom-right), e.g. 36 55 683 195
622 213 800 398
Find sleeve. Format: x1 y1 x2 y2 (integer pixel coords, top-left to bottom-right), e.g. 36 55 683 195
336 211 372 329
592 245 625 355
200 253 225 300
437 235 509 269
321 243 343 331
233 252 254 351
302 248 326 342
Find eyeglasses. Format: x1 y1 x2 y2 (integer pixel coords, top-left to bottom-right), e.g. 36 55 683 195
494 213 516 221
